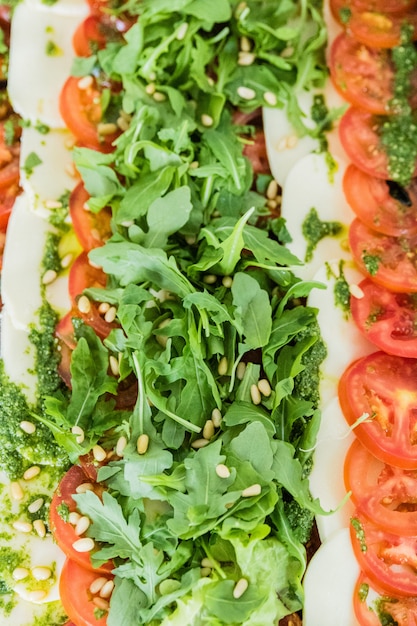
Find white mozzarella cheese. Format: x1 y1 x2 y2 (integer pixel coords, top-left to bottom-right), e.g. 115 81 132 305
25 0 88 16
280 153 354 280
303 528 360 626
307 260 375 407
1 308 38 404
0 598 66 625
8 1 87 127
19 126 77 218
309 396 354 542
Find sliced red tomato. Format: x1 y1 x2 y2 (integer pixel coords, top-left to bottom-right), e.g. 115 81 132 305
60 75 120 152
70 182 112 251
0 182 19 231
348 9 417 48
354 574 417 626
343 166 417 237
331 0 417 21
351 511 417 597
345 439 417 536
72 13 131 57
339 351 417 469
339 107 417 181
50 465 113 574
350 278 417 358
60 558 113 626
69 251 107 303
330 34 395 115
0 119 20 190
349 218 417 293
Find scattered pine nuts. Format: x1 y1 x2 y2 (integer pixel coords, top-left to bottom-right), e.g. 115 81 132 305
191 438 210 449
27 590 48 603
89 576 108 595
211 408 222 428
32 566 52 581
203 273 217 284
77 295 91 314
238 51 255 66
42 269 57 285
75 516 91 536
116 436 127 457
349 283 364 299
104 306 117 323
215 464 231 479
71 425 85 444
69 511 81 525
28 498 44 514
33 519 46 538
242 483 262 498
20 421 36 434
10 481 24 501
237 86 256 100
13 521 33 533
201 557 215 568
137 434 150 455
263 91 277 106
153 92 167 102
236 361 246 380
176 22 188 40
100 579 115 598
76 482 95 494
109 355 120 376
72 537 95 553
203 419 215 440
222 276 233 288
218 356 228 376
78 75 94 90
98 301 111 314
258 378 272 397
240 36 251 52
12 567 29 581
93 445 107 462
93 597 109 610
61 253 73 269
97 122 118 136
250 383 261 405
23 466 41 481
233 578 249 599
266 179 278 200
201 114 214 127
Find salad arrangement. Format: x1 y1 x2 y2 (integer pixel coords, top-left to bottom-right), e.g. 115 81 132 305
0 1 336 625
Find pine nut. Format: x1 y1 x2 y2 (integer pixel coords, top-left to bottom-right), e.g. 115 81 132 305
137 434 149 455
99 579 115 598
11 481 24 501
240 36 251 52
42 269 57 285
75 516 91 536
238 51 255 66
237 86 256 100
176 22 188 40
233 578 249 599
109 355 120 376
263 91 277 106
203 420 215 440
191 438 210 449
98 301 111 314
44 199 63 210
69 511 81 525
61 253 73 269
12 567 30 581
13 521 33 533
349 283 364 299
28 498 44 514
266 179 278 200
104 306 117 323
153 92 167 102
97 122 118 136
222 276 233 288
89 576 108 594
93 597 109 610
250 384 261 405
23 466 41 481
211 408 222 428
236 361 246 380
77 295 91 314
203 273 217 284
32 566 52 581
20 421 36 434
218 356 228 376
242 483 262 497
76 482 95 494
117 116 130 131
258 379 272 397
201 114 214 127
33 519 46 538
93 445 107 462
71 425 85 444
73 537 95 553
215 464 231 478
78 75 94 90
200 567 211 577
116 436 127 457
27 590 48 602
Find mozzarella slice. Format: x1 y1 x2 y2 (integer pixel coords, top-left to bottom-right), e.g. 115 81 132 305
0 598 66 624
20 126 77 218
303 528 360 626
8 0 87 127
307 260 375 407
309 396 354 542
280 153 354 280
1 308 38 404
25 0 89 16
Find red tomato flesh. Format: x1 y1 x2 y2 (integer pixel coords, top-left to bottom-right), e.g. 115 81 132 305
331 0 417 19
351 511 417 597
344 439 417 536
339 351 417 469
60 558 113 626
353 573 417 626
349 218 417 293
348 9 417 49
343 166 417 237
69 182 112 251
350 278 417 358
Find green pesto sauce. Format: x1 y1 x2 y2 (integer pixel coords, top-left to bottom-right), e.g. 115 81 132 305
328 261 350 315
362 252 381 277
41 232 62 276
293 320 327 408
310 95 339 182
302 207 343 263
351 517 367 553
45 40 63 57
381 25 417 187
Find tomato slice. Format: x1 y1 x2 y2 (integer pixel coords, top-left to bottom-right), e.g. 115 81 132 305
59 76 120 152
339 351 417 469
50 466 113 574
343 166 417 237
69 251 107 303
72 13 130 57
69 182 112 251
339 107 417 181
353 573 417 626
348 9 417 49
351 511 417 597
0 183 19 232
331 0 417 21
349 218 417 293
345 439 417 536
0 119 21 190
60 558 113 626
330 34 395 115
350 278 417 358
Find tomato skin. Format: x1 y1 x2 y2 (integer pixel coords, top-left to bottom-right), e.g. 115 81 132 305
331 0 417 20
339 108 417 181
0 120 21 191
72 15 108 57
330 34 394 115
69 251 107 303
60 558 113 626
344 439 417 536
69 182 112 251
349 218 417 293
353 574 417 626
343 166 417 237
348 9 417 49
339 351 417 469
350 278 417 358
50 465 113 574
60 76 120 152
351 512 417 597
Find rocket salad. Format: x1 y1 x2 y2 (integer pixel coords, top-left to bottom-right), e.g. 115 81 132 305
1 1 334 624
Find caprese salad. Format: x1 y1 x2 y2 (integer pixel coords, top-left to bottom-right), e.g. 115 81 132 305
1 0 416 625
